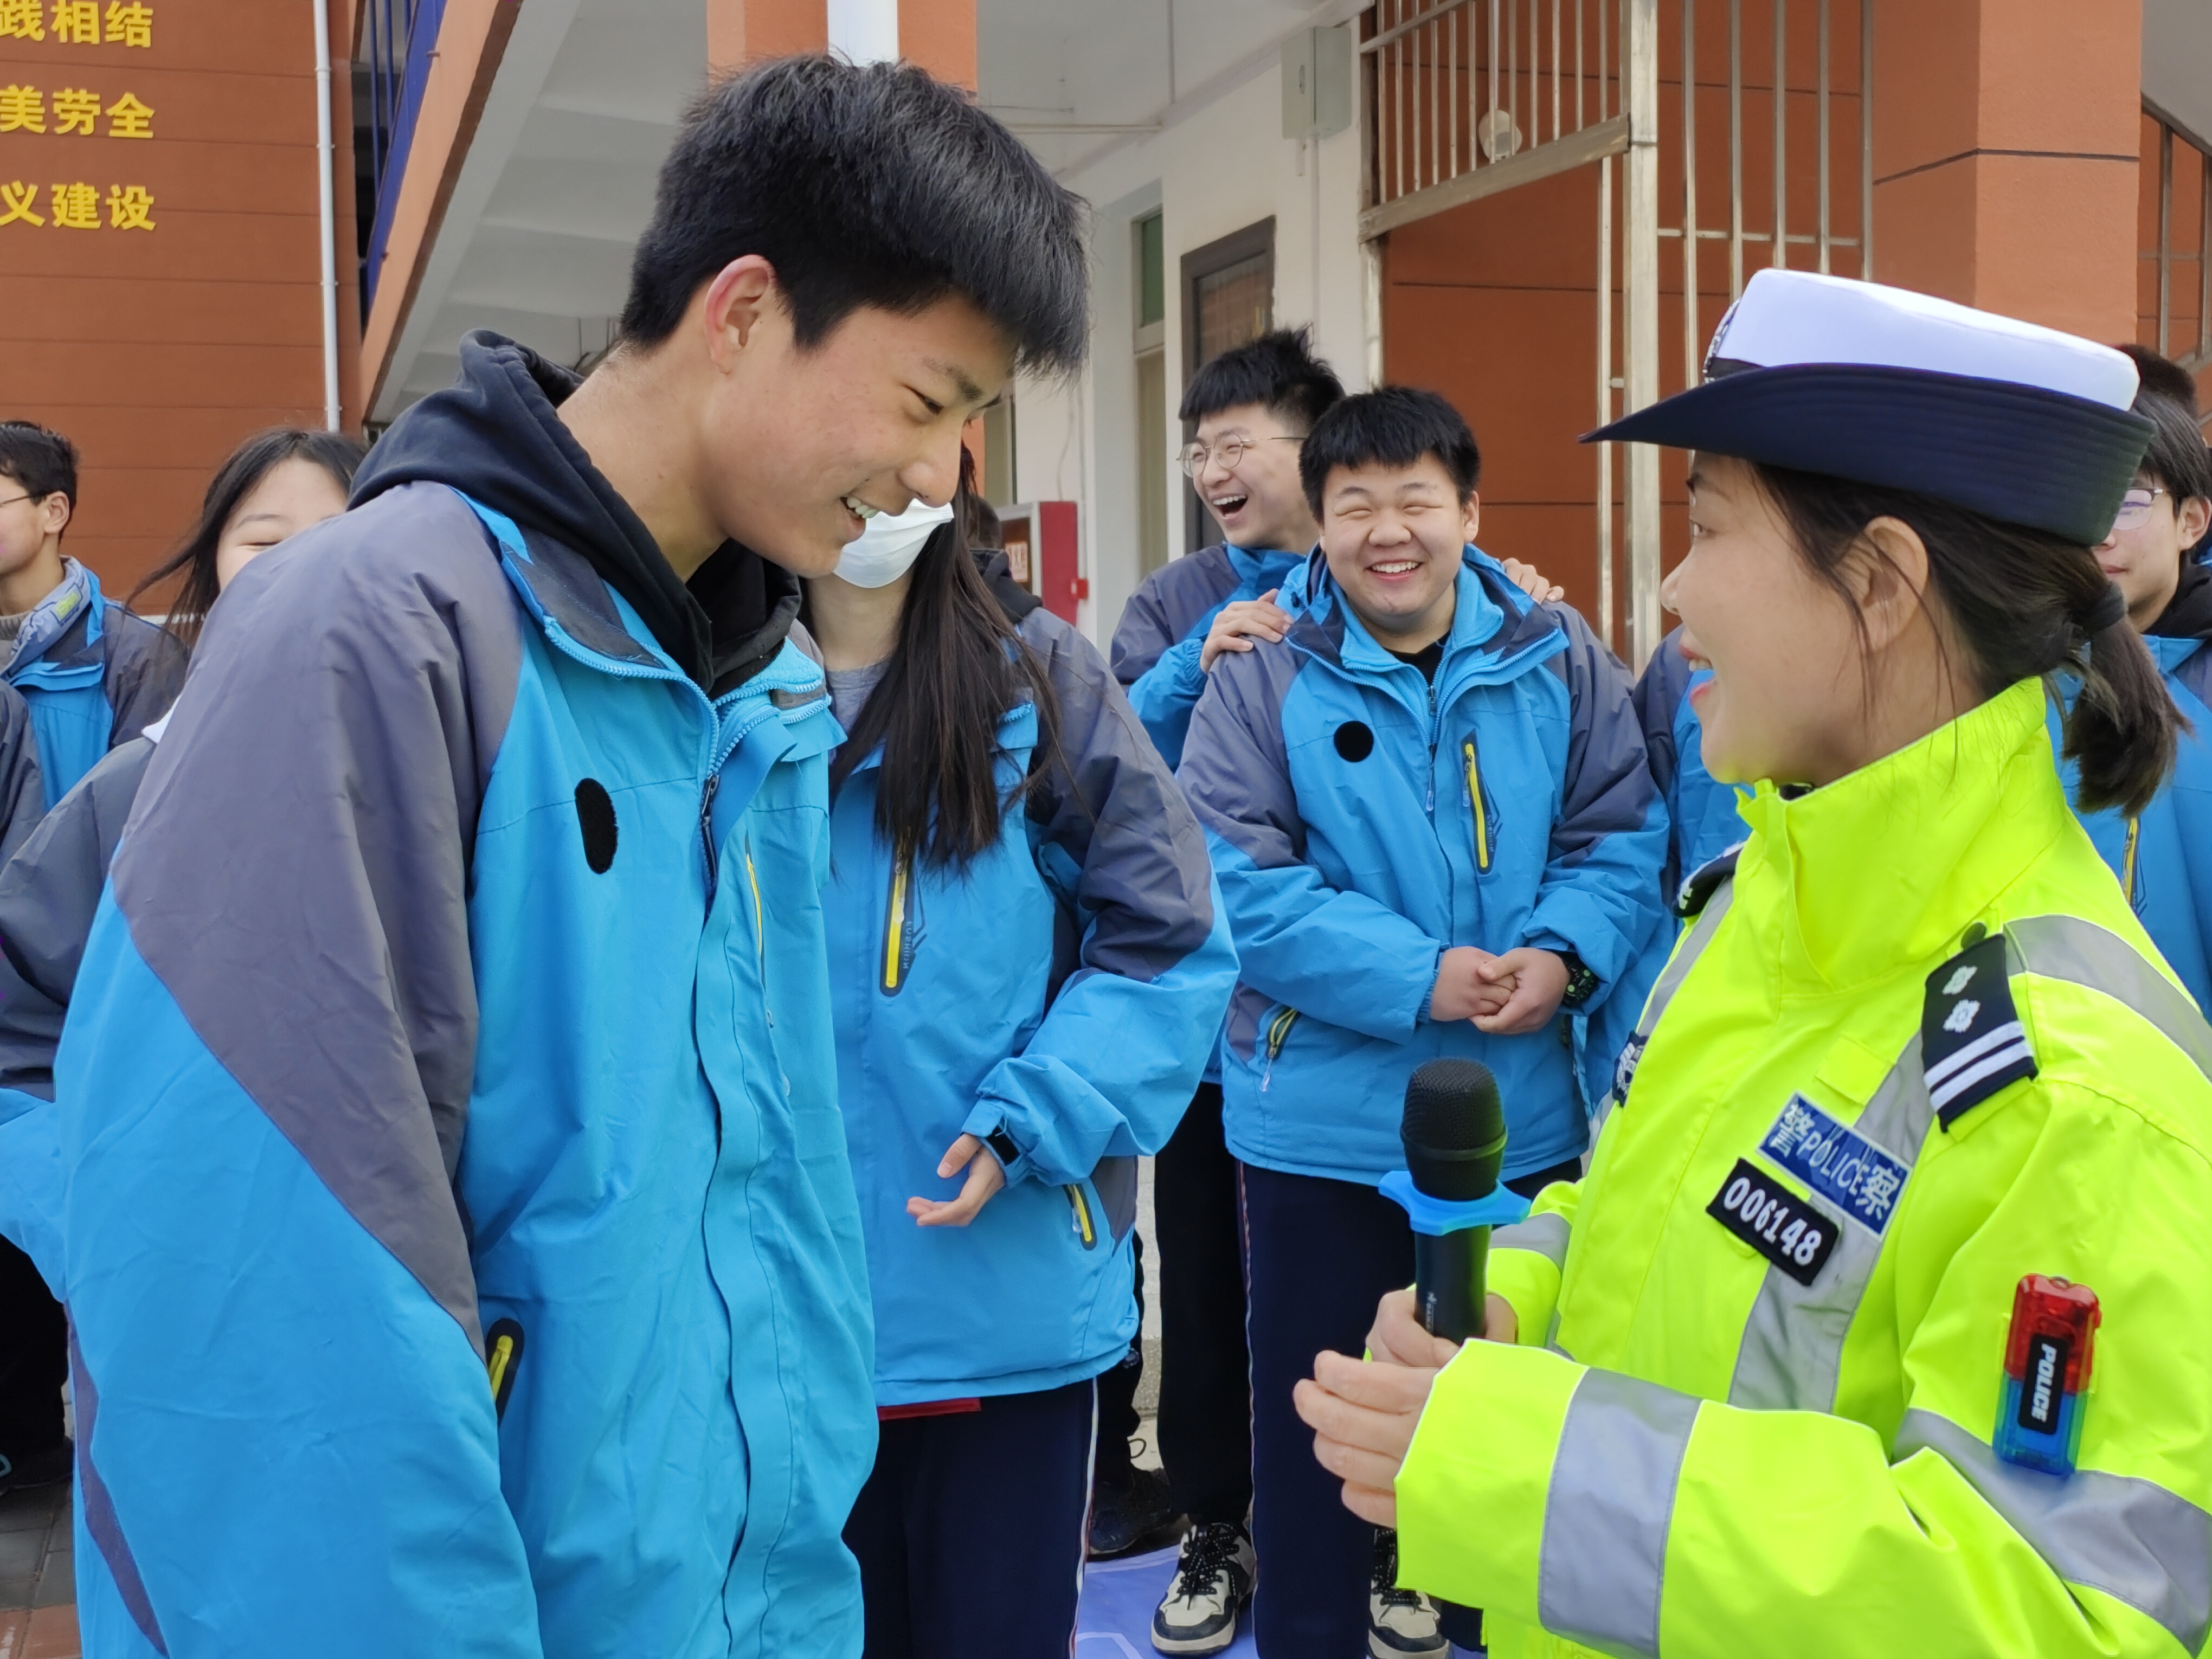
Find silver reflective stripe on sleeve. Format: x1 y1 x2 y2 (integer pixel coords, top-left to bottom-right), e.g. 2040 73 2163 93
1896 1409 2212 1654
1494 1211 1571 1271
1729 1034 1937 1412
2007 916 2212 1080
1537 1369 1702 1658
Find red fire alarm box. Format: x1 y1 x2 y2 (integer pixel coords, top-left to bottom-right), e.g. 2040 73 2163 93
1001 501 1084 623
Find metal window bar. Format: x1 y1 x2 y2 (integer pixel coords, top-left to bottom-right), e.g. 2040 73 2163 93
1683 0 1699 388
1817 0 1830 272
1861 0 1873 278
1772 0 1786 269
1728 0 1742 293
2201 150 2210 361
2159 123 2174 356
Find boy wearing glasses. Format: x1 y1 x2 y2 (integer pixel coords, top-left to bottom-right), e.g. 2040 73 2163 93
0 423 184 806
2067 345 2212 1012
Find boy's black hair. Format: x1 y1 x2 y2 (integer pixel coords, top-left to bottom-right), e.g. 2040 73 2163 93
621 57 1088 373
2120 347 2212 512
2120 343 2200 414
1298 386 1481 516
0 422 79 509
1179 327 1344 430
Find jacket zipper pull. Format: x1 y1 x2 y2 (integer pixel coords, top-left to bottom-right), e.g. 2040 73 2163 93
699 772 721 906
1424 681 1438 816
1261 1007 1298 1092
1464 738 1491 872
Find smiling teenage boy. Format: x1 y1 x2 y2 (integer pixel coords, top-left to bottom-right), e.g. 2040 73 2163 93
54 59 1086 1659
1178 387 1670 1659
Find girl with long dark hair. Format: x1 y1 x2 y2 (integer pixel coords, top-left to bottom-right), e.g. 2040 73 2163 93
813 455 1234 1658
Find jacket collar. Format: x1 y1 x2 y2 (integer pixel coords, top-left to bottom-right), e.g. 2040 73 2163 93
1284 545 1562 686
3 558 98 678
1734 678 2072 994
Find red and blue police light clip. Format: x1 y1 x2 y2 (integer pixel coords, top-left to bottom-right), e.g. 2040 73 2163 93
1378 1169 1532 1234
1996 1275 2101 1477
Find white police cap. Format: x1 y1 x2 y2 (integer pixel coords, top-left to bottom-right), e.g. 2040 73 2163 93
1589 269 2155 545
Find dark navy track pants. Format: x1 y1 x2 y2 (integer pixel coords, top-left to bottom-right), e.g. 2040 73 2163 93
845 1378 1097 1659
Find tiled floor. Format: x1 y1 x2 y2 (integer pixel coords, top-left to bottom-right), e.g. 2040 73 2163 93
0 1478 76 1659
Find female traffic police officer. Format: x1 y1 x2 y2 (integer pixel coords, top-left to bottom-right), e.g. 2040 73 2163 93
1294 268 2212 1657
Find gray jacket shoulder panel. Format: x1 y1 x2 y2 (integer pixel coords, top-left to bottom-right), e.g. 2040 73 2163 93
1018 607 1218 981
1177 634 1307 869
1110 545 1238 685
112 481 527 1342
0 735 149 1007
1537 600 1661 865
98 606 188 745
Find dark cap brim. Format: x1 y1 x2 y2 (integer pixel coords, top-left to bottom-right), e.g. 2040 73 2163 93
1583 363 2153 545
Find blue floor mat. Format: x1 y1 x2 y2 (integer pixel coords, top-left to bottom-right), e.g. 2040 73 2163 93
1076 1545 1257 1658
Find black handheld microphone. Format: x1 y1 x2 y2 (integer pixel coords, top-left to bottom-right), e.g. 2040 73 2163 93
1397 1057 1508 1652
1401 1057 1508 1341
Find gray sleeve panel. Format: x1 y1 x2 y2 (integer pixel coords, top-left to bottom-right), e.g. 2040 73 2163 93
1109 547 1233 685
0 687 57 1098
112 482 524 1342
0 737 152 1006
1541 603 1662 868
1021 608 1217 982
1631 627 1692 801
1176 641 1306 868
98 609 189 746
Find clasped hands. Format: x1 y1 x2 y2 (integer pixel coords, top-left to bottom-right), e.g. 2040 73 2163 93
1430 944 1568 1034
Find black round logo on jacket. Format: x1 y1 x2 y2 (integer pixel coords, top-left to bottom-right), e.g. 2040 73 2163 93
575 779 618 873
1333 721 1375 762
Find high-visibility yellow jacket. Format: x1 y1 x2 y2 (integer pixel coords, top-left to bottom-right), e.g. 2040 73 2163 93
1396 678 2212 1658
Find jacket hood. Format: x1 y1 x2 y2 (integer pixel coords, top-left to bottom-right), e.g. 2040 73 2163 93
2149 554 2212 643
352 331 797 694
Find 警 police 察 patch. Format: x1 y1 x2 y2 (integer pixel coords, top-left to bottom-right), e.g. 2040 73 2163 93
1758 1094 1911 1234
1922 929 2037 1129
1706 1157 1840 1287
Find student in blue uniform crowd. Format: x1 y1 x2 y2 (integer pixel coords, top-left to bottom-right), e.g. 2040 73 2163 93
1177 386 1672 1659
1101 328 1342 1612
2053 343 2212 1013
43 57 1086 1659
0 422 187 808
812 455 1234 1659
0 682 50 1501
0 425 368 1308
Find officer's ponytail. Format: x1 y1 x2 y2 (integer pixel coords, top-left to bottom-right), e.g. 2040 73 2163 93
1754 464 2181 818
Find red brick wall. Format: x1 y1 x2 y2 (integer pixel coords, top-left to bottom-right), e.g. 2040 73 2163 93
0 0 357 596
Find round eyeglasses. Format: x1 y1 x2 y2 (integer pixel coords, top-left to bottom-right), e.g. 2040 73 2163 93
1178 434 1303 477
2108 487 2169 536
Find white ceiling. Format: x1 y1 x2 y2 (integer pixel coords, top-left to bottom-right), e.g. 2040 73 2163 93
375 0 1358 417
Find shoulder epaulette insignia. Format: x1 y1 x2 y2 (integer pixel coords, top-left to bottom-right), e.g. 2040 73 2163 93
1923 929 2038 1129
1675 841 1746 919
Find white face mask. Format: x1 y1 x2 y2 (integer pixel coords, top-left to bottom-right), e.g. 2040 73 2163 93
834 500 955 589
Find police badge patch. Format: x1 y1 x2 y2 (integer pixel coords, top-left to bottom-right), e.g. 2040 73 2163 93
1923 930 2038 1129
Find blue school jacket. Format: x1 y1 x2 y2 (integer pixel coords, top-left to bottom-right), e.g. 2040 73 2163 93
827 601 1234 1406
1111 543 1307 768
2 557 184 808
50 335 876 1659
2050 629 2212 1016
1632 625 1752 899
1178 546 1673 1186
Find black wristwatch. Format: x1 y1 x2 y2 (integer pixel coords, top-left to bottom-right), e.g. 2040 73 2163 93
985 1127 1024 1170
1556 949 1600 1009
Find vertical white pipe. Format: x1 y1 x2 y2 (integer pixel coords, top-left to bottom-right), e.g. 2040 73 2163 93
313 0 340 431
828 0 899 64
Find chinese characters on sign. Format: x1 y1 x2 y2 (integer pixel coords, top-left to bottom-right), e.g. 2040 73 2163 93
0 2 151 46
0 2 159 230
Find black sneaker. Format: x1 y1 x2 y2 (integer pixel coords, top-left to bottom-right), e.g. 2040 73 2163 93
1368 1528 1448 1657
0 1442 72 1497
1150 1520 1256 1655
1089 1462 1176 1559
